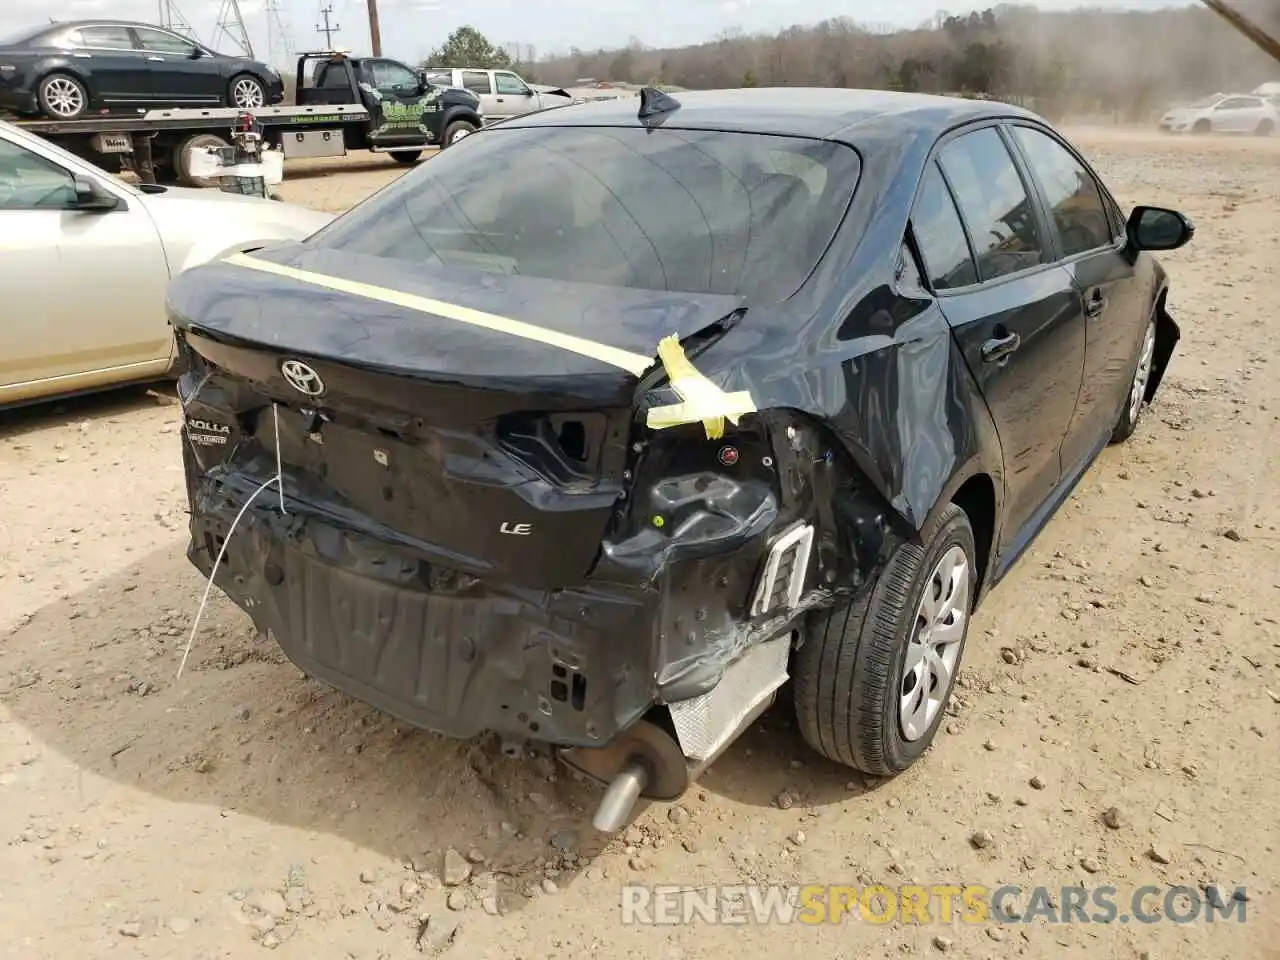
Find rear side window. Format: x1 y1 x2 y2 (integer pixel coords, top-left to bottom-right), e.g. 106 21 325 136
461 71 491 94
77 25 135 49
1011 126 1114 257
911 161 977 291
939 127 1045 282
309 126 861 303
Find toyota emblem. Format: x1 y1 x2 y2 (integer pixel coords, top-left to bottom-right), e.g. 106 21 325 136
280 359 325 397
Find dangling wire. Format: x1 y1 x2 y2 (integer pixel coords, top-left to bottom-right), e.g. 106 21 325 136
175 402 287 682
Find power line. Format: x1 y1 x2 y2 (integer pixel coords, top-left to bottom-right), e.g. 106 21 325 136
316 4 341 48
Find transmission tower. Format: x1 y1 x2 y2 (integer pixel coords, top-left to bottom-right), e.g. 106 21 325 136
265 0 293 62
158 0 197 39
212 0 255 58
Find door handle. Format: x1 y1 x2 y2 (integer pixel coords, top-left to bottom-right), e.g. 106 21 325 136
146 56 164 61
1085 293 1107 319
981 330 1021 364
496 97 504 102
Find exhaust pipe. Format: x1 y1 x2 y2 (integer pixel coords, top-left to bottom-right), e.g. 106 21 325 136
591 761 649 833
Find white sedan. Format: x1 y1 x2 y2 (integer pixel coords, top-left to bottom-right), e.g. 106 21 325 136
0 120 333 408
1158 93 1277 136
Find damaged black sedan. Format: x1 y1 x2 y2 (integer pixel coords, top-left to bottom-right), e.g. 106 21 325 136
168 88 1193 831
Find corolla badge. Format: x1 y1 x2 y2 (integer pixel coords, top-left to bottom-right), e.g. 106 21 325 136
281 359 325 397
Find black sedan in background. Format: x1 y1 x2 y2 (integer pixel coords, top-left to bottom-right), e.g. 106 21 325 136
0 20 284 120
167 88 1194 827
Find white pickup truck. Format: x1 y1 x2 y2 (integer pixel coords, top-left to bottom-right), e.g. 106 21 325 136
421 67 575 124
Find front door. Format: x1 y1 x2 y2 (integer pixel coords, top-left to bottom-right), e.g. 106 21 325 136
67 23 150 104
132 26 223 105
0 135 172 402
493 71 538 118
1006 123 1147 468
912 127 1086 556
362 59 436 147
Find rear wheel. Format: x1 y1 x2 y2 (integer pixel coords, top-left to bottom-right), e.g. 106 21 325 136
441 119 477 148
793 503 975 776
37 73 88 120
173 133 230 188
1256 119 1275 137
1111 315 1157 444
391 151 422 165
228 74 266 109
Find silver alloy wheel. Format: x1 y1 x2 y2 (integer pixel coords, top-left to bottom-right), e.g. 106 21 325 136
1128 319 1157 424
900 544 970 741
232 78 265 108
43 77 84 118
450 127 471 144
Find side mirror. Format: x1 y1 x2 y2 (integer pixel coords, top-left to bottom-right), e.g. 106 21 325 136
73 175 119 212
524 88 534 96
188 46 204 59
1127 206 1193 252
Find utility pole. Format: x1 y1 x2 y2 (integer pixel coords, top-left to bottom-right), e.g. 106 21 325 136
367 0 382 56
316 4 340 49
1198 0 1280 64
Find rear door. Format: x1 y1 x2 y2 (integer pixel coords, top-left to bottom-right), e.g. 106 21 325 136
460 69 499 121
0 133 172 402
65 23 149 104
132 26 223 105
911 124 1086 557
1212 96 1265 132
1005 122 1146 468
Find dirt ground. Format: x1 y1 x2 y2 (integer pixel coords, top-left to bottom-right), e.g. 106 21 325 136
1 127 1278 960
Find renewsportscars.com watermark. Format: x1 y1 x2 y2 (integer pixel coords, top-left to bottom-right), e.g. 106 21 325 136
621 884 1251 926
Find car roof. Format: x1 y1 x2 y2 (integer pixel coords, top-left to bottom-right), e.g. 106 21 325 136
497 87 1042 143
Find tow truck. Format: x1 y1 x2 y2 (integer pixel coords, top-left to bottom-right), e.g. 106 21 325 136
8 50 483 187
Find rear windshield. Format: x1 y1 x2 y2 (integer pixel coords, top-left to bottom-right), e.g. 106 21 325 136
308 126 861 302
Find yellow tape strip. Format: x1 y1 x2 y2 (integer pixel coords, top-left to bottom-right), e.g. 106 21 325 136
221 252 656 378
645 334 757 440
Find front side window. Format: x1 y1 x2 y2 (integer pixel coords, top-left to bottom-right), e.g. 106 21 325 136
0 138 77 210
424 70 452 86
308 126 862 303
370 60 419 90
461 70 491 95
132 27 195 55
494 72 528 96
1011 125 1113 258
911 161 977 291
77 25 136 49
939 127 1045 282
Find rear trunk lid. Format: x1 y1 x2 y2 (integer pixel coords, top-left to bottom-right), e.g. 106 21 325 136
169 244 745 588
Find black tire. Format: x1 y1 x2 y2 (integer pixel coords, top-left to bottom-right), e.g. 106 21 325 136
441 119 477 148
1110 315 1157 444
392 151 422 165
793 503 976 776
1192 119 1211 134
173 133 230 188
37 72 88 120
228 74 267 109
1256 119 1275 137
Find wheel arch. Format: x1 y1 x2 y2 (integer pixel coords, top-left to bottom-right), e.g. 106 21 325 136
33 62 98 101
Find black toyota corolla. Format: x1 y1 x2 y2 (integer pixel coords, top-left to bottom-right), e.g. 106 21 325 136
167 88 1193 830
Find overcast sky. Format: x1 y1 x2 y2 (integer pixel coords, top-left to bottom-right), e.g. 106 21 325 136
9 0 1194 66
